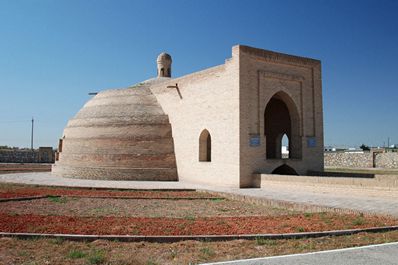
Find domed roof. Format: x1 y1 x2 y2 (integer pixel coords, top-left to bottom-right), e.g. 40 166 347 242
52 78 178 181
157 52 172 63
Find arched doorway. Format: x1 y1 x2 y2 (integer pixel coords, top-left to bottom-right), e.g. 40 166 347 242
264 91 301 159
272 164 298 175
199 129 211 162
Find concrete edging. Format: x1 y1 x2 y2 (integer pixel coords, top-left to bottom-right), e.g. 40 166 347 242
0 195 48 202
1 226 398 243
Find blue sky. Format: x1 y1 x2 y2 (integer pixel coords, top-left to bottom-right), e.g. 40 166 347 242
0 0 397 148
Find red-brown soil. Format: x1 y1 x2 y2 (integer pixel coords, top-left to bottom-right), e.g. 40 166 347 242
0 184 397 237
0 213 395 236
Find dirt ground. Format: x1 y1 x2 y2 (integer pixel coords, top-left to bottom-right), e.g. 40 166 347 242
0 183 213 199
1 231 398 265
0 197 290 217
0 183 397 236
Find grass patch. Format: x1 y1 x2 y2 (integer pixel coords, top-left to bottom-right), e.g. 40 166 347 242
50 237 64 245
184 215 196 221
209 198 225 202
67 249 86 259
295 226 306 233
87 249 105 264
352 216 365 226
319 212 333 225
255 238 277 246
47 196 67 203
200 246 215 258
304 212 313 218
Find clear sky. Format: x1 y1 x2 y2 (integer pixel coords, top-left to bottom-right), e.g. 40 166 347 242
0 0 397 149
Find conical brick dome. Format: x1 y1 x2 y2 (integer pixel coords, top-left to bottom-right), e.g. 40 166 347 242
52 78 178 180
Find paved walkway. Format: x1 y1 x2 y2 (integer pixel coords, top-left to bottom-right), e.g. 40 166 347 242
0 172 397 217
236 181 398 217
0 172 201 190
201 242 398 265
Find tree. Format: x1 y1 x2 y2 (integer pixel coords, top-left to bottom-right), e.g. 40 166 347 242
359 144 370 151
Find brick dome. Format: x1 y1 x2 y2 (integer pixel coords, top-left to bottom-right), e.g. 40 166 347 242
52 78 178 181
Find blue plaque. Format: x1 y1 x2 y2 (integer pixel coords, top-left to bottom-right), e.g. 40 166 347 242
250 135 260 147
307 137 316 148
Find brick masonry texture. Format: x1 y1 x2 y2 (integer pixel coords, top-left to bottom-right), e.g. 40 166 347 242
54 45 325 187
150 45 324 187
52 78 178 181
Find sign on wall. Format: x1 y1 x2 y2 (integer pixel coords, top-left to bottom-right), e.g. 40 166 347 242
250 135 261 147
307 137 317 148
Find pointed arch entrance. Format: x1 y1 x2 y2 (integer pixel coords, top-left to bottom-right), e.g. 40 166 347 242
271 164 298 175
264 91 302 159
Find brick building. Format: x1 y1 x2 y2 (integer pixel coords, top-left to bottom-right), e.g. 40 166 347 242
53 45 324 188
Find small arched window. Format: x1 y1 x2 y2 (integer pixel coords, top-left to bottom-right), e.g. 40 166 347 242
199 129 211 162
281 133 289 159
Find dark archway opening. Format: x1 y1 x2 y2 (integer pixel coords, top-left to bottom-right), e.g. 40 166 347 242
281 133 289 158
264 92 302 159
199 129 211 162
271 164 298 175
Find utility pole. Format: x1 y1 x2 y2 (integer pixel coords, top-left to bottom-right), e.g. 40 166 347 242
388 137 390 148
31 117 34 150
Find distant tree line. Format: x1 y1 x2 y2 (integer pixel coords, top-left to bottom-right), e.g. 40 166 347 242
0 146 31 150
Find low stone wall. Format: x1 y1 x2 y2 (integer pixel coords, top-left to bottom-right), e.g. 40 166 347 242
376 153 398 169
324 152 373 168
260 174 398 188
0 150 38 163
324 151 398 169
0 148 54 163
